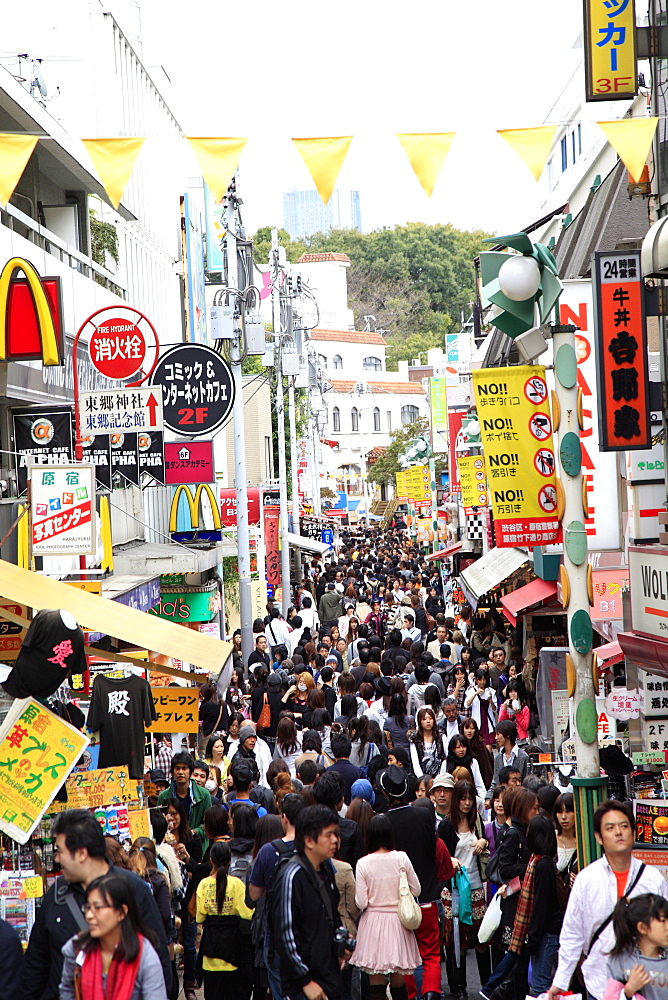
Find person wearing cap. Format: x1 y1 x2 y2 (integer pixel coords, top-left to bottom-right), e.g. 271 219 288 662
231 722 273 788
387 746 418 801
364 674 392 723
318 581 343 627
350 777 375 807
381 765 444 1000
429 772 455 828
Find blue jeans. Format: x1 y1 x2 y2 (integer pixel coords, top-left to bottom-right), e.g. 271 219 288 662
181 911 197 985
264 941 285 1000
529 934 560 994
485 950 517 992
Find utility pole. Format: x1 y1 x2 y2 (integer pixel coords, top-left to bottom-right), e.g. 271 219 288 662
288 376 300 532
271 229 292 614
224 184 253 665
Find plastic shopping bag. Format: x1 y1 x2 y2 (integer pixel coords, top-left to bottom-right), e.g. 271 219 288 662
478 889 502 943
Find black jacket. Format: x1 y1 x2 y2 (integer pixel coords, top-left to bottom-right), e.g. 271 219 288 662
387 803 439 904
21 863 171 1000
272 854 343 999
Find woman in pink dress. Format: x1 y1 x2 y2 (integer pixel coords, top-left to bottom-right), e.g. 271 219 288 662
351 814 422 1000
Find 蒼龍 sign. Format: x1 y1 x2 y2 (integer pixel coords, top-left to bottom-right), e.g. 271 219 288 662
0 698 89 843
30 464 95 555
472 365 560 548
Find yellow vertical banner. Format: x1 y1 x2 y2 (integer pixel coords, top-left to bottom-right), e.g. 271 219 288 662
472 365 560 548
0 698 89 843
82 138 145 210
458 455 489 512
292 136 353 203
0 135 38 206
584 0 637 102
395 470 409 503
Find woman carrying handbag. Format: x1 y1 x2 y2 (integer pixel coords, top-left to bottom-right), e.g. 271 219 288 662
351 814 422 1000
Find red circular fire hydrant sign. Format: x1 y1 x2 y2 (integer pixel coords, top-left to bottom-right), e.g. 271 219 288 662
89 318 146 379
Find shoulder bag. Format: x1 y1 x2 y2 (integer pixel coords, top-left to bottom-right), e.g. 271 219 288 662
257 693 271 730
475 816 490 882
397 851 422 930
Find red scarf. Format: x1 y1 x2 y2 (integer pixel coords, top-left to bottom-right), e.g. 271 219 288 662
81 935 143 1000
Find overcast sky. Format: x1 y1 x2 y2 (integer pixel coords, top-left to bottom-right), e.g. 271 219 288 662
135 0 586 237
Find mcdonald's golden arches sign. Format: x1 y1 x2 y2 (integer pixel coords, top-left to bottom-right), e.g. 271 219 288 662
0 257 63 365
169 484 222 542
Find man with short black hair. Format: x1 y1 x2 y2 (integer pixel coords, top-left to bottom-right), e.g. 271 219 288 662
549 800 668 1000
248 633 271 669
228 759 268 817
313 770 361 866
271 805 347 1000
157 750 212 848
21 809 171 1000
327 733 364 805
485 719 530 802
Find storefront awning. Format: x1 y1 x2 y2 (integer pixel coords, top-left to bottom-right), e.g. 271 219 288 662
425 542 463 564
284 532 332 556
0 559 231 681
501 579 559 626
593 640 624 670
618 631 668 679
460 547 528 609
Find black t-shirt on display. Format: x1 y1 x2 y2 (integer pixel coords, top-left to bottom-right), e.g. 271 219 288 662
2 608 87 700
87 674 157 778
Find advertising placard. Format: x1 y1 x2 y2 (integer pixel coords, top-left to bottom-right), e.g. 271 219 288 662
263 489 281 595
65 767 141 809
12 407 73 495
584 0 637 102
151 344 234 436
166 440 215 486
146 688 199 733
80 387 163 435
629 546 668 641
458 455 488 512
0 600 28 661
472 365 560 548
30 464 95 555
447 408 466 493
0 698 89 844
636 800 668 846
430 379 449 454
395 470 409 503
593 251 650 451
591 568 628 620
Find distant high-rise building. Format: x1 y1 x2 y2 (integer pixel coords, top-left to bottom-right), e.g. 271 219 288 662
283 188 362 239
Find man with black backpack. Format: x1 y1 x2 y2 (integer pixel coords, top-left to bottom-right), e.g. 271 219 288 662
249 793 306 1000
269 805 351 1000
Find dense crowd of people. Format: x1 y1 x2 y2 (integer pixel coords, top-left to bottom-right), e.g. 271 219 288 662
16 526 668 1000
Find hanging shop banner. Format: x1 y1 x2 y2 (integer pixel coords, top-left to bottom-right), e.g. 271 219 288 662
79 387 163 435
263 489 281 596
410 465 432 508
0 600 28 661
182 194 209 345
146 687 199 733
447 408 467 493
165 440 215 486
151 344 234 436
593 250 650 451
592 568 629 620
584 0 637 103
472 365 560 548
395 470 409 503
458 455 489 513
64 766 141 809
30 464 96 555
12 407 73 495
169 484 222 542
138 431 165 485
429 379 449 454
559 280 621 549
81 434 113 492
0 698 89 844
219 486 261 526
635 801 668 846
111 432 140 487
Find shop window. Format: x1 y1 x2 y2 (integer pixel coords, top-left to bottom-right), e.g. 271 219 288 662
351 407 359 432
332 406 340 432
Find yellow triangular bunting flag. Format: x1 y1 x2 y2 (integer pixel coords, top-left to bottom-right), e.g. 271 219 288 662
597 118 658 182
185 137 247 202
82 137 145 210
0 135 38 206
292 136 353 203
396 133 455 197
497 126 558 181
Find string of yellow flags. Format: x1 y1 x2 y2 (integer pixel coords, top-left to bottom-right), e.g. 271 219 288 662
0 119 658 211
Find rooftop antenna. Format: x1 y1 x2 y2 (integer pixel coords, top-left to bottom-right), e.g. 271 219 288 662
30 59 48 102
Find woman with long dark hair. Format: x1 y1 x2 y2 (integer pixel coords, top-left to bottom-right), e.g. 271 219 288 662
59 873 166 1000
438 780 490 998
445 735 486 801
460 717 494 791
464 668 496 747
409 707 446 777
195 840 254 1000
553 792 578 890
383 694 413 752
349 714 380 771
272 716 302 777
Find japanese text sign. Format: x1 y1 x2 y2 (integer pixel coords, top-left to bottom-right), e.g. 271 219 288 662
89 319 146 380
410 465 431 508
591 568 628 619
471 365 560 548
429 379 449 454
146 687 199 733
594 251 650 451
0 600 28 661
79 388 163 435
638 669 668 717
64 767 141 809
165 440 215 486
395 470 409 503
458 455 489 512
605 687 642 720
584 0 637 102
0 698 89 844
151 344 234 436
263 490 280 596
447 408 466 493
635 801 668 846
30 464 95 555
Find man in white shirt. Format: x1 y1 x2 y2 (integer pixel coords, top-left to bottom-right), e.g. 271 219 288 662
427 625 449 660
549 799 668 1000
401 612 421 643
299 595 319 631
265 608 290 649
439 698 463 743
